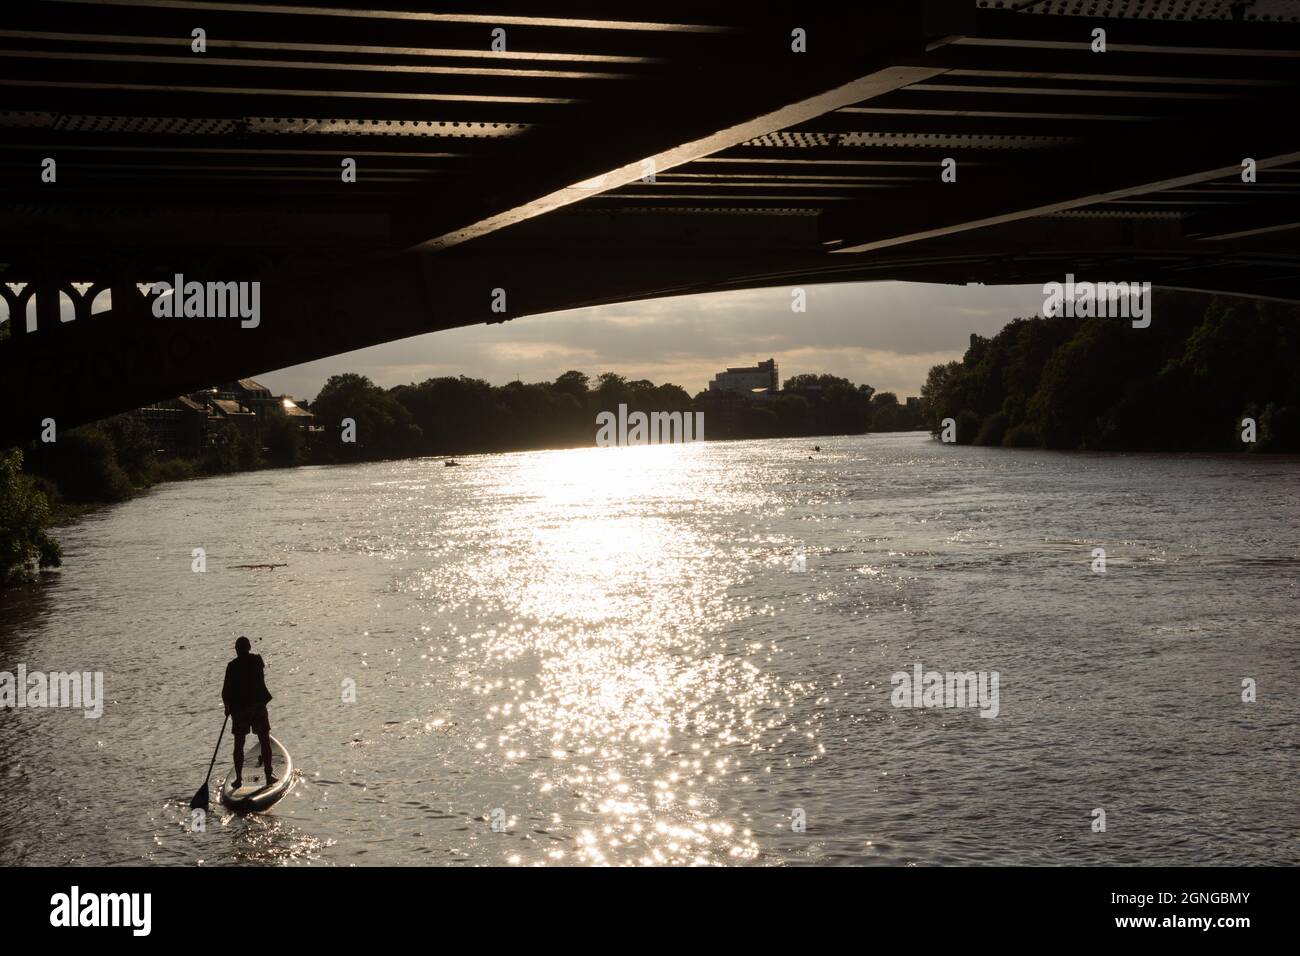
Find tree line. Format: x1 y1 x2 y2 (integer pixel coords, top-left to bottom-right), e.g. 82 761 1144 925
306 370 919 462
921 292 1300 452
2 368 916 584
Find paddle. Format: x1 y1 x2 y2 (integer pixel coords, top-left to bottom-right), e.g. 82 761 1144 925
189 714 229 811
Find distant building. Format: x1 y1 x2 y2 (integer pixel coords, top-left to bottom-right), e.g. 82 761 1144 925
208 397 259 441
134 395 209 457
134 377 316 457
279 397 316 430
215 378 273 414
215 378 315 430
708 358 779 397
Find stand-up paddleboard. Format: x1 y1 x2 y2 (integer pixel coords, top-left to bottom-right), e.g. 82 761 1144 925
219 735 294 813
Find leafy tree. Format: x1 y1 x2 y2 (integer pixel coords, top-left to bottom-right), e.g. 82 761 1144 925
1260 402 1300 451
652 382 693 412
200 427 243 475
261 409 305 467
553 370 589 402
311 373 421 461
593 372 633 412
30 426 134 502
1028 317 1128 449
99 414 156 486
237 424 262 470
921 361 963 435
782 374 872 434
869 392 905 431
955 410 980 445
920 291 1300 452
0 448 62 585
770 393 811 434
975 411 1008 447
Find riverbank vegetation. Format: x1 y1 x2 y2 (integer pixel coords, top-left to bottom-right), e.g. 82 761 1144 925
921 292 1300 452
3 368 908 586
309 370 917 463
13 368 901 508
0 449 62 586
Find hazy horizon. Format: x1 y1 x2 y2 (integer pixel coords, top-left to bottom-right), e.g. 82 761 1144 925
256 281 1046 403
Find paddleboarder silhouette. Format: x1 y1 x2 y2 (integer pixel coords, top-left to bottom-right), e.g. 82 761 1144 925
221 636 275 789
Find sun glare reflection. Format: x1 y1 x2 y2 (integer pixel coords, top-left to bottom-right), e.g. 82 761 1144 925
408 443 804 864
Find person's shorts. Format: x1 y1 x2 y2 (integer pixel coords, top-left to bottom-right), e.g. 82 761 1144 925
232 705 270 737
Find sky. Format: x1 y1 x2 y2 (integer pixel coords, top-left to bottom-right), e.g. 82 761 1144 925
256 280 1047 403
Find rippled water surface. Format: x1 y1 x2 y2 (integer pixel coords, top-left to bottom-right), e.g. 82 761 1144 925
1 433 1297 866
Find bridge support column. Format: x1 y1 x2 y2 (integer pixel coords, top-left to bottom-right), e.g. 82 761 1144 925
0 282 32 340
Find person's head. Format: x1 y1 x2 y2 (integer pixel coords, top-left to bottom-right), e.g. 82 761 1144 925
235 636 251 657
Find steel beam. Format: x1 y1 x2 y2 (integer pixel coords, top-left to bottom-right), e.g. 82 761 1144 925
823 92 1300 255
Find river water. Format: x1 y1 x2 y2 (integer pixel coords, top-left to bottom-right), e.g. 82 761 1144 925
1 433 1296 866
